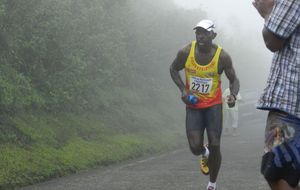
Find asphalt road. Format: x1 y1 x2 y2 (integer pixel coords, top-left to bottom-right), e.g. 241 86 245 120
19 118 270 190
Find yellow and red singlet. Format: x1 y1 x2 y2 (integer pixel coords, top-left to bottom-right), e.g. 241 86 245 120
185 41 222 109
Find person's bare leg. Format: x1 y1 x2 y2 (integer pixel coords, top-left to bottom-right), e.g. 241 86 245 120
206 104 223 184
186 130 205 156
207 145 221 182
269 180 299 190
207 128 222 183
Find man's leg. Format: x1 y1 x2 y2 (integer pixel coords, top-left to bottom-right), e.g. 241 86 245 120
206 104 223 184
186 130 205 155
186 107 210 177
207 144 221 183
186 107 206 156
269 180 299 190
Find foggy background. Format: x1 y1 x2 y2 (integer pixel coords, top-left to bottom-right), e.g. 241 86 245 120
173 0 272 91
1 0 273 188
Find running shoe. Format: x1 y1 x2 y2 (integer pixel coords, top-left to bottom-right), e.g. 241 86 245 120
199 155 209 175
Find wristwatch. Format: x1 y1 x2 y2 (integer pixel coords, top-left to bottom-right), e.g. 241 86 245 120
231 94 237 101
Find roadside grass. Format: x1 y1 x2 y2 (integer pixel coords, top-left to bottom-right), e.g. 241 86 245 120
0 101 185 189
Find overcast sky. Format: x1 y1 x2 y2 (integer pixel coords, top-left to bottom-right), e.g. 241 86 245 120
173 0 265 41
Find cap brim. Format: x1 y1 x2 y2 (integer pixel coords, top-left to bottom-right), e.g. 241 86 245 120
193 27 213 32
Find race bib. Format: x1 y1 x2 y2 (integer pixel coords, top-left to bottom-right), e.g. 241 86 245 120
189 76 213 94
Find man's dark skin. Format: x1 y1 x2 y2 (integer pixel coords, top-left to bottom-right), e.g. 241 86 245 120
170 27 240 183
252 0 285 52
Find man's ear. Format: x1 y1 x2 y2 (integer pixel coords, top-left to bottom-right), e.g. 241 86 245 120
212 32 217 39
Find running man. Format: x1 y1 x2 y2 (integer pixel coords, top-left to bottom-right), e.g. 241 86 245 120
253 0 300 189
170 19 240 190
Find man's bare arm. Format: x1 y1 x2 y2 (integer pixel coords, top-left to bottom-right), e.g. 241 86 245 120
252 0 286 52
262 27 286 52
169 45 190 93
220 51 240 98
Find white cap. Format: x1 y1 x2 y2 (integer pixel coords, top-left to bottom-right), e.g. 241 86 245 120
193 19 216 32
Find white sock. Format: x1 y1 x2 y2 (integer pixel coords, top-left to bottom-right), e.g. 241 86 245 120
203 146 209 157
207 181 216 189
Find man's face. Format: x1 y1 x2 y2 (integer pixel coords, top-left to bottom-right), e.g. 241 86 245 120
195 28 214 47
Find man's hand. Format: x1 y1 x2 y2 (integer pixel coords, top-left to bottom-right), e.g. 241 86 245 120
181 90 198 105
181 90 192 105
226 95 236 108
252 0 274 20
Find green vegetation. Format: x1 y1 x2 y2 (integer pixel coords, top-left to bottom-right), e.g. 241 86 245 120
0 108 185 189
0 0 270 189
0 0 195 188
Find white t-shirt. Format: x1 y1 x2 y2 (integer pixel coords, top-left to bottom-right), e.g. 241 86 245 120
222 88 242 111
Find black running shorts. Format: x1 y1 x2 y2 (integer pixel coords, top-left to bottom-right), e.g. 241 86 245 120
186 104 223 136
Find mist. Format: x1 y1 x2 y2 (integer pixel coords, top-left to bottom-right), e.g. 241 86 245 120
0 1 273 188
173 0 273 91
173 0 264 41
